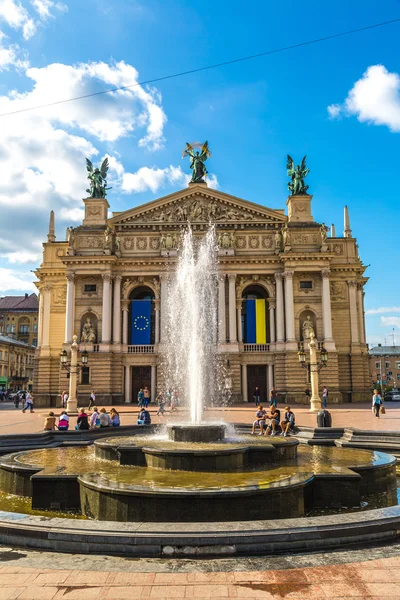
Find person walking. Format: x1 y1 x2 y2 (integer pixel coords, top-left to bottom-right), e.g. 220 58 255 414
269 388 278 407
156 392 165 417
137 388 144 408
322 386 328 409
253 386 261 406
88 390 95 410
372 389 383 418
61 390 68 409
305 388 311 404
22 392 34 413
143 387 150 408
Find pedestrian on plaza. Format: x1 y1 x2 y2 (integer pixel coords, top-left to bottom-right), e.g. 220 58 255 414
88 390 95 410
43 411 56 431
322 386 328 409
305 388 311 404
14 392 21 409
253 386 261 406
99 407 112 427
90 407 100 429
110 408 120 427
156 392 165 417
57 411 70 431
76 408 89 430
372 389 383 418
143 386 150 408
61 390 68 409
269 388 278 407
22 392 34 413
137 388 144 408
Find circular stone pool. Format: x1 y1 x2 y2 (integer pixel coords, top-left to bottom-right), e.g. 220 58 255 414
0 426 396 523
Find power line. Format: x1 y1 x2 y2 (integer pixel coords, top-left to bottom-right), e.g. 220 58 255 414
1 16 400 118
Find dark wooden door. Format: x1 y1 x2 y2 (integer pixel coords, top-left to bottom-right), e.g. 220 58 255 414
247 365 267 404
131 366 151 404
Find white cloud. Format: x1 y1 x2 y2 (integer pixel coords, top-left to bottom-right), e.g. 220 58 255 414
328 65 400 132
366 306 400 315
1 250 41 263
0 0 66 38
0 33 28 70
122 165 186 194
59 207 84 222
30 0 66 20
381 316 400 329
0 267 36 291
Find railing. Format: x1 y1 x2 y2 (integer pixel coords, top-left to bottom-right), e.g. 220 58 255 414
243 344 270 352
128 345 155 354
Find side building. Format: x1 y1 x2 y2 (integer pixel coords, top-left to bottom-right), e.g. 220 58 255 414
369 344 400 390
33 181 370 407
0 335 36 392
0 294 39 347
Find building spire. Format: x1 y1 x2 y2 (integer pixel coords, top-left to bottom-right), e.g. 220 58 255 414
47 210 56 242
343 205 352 238
330 223 336 237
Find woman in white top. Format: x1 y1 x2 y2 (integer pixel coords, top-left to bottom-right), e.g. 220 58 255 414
372 389 383 418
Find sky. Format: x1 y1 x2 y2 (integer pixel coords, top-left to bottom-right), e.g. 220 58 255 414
0 0 399 346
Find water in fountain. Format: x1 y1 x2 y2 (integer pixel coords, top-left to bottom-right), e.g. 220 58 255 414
163 226 218 424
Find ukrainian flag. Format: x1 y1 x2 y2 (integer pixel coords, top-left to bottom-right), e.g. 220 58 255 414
245 299 267 344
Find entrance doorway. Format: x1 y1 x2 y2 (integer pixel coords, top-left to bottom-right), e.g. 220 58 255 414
131 366 151 404
247 365 267 404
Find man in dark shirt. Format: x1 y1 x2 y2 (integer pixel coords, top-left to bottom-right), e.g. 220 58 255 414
265 407 281 436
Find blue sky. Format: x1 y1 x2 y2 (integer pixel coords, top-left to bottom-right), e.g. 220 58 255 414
0 0 399 345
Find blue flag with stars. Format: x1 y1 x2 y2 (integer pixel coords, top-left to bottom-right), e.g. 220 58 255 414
131 300 151 344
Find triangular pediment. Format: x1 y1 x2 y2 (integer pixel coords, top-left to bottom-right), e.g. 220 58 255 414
110 185 287 227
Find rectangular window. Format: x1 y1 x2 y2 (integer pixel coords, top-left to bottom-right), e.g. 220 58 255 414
3 368 7 377
375 362 380 369
84 284 97 293
33 324 37 333
385 361 391 369
19 325 29 333
300 281 313 289
33 339 37 347
397 374 400 381
396 361 400 370
81 366 90 385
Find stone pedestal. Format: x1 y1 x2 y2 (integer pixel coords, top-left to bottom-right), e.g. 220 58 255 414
286 194 313 223
82 197 110 226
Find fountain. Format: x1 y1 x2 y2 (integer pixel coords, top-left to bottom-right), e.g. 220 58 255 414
0 225 397 533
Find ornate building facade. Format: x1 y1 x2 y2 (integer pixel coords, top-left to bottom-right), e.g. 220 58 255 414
34 181 370 407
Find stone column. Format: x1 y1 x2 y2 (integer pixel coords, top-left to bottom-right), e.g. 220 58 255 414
154 300 160 344
357 284 366 344
42 284 52 348
275 273 285 343
113 275 122 344
37 291 44 347
348 280 360 344
122 300 129 345
66 335 79 414
124 365 131 403
309 333 322 412
64 273 75 343
241 364 248 402
321 269 333 342
237 298 243 343
268 363 274 397
283 271 295 342
218 275 226 343
101 273 112 343
160 274 168 343
151 365 156 401
228 274 237 342
269 301 276 343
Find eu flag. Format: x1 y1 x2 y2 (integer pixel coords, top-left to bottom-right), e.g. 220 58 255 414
131 300 151 344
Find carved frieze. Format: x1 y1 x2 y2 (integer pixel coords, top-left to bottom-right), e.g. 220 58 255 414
123 237 134 250
52 287 66 305
249 235 260 249
150 237 160 250
136 237 148 251
79 236 103 249
330 243 344 255
292 233 318 244
235 236 246 249
330 281 346 301
261 235 273 249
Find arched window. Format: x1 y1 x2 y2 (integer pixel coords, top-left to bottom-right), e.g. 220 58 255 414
129 286 155 345
241 285 269 344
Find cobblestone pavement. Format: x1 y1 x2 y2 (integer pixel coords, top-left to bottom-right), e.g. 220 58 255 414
1 400 400 434
0 542 399 598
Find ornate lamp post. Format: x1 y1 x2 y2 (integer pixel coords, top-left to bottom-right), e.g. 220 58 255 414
60 335 88 414
298 332 328 412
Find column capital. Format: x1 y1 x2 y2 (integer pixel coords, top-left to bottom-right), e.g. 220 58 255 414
321 269 331 278
283 270 294 279
219 273 226 282
228 273 236 281
274 272 284 282
114 275 122 283
102 272 112 283
357 282 364 291
122 300 130 311
66 272 75 282
268 301 276 310
348 280 358 288
43 283 53 292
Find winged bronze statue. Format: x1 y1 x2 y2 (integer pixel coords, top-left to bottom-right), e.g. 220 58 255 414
86 157 112 198
182 141 211 183
286 155 310 195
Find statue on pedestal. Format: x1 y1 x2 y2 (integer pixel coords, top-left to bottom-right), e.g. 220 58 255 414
86 157 112 198
104 225 114 253
287 155 310 195
302 315 314 340
81 317 96 343
182 141 211 183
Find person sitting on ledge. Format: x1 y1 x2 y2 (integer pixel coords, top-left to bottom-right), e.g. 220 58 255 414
57 410 70 431
43 411 56 431
99 407 112 427
265 406 281 436
76 407 89 430
280 406 295 437
137 407 151 426
251 405 267 435
110 407 120 427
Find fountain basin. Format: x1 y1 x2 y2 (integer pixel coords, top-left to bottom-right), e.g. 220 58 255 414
167 424 225 443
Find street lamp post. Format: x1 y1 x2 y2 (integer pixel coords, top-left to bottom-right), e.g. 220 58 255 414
60 334 88 414
298 332 328 413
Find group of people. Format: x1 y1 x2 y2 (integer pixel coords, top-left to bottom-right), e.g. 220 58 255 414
252 405 296 437
43 406 121 431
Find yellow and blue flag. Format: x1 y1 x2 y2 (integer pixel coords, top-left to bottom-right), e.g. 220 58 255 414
245 299 266 344
131 300 151 344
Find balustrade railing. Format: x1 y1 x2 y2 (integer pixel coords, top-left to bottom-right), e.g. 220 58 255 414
128 345 155 354
243 344 270 352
